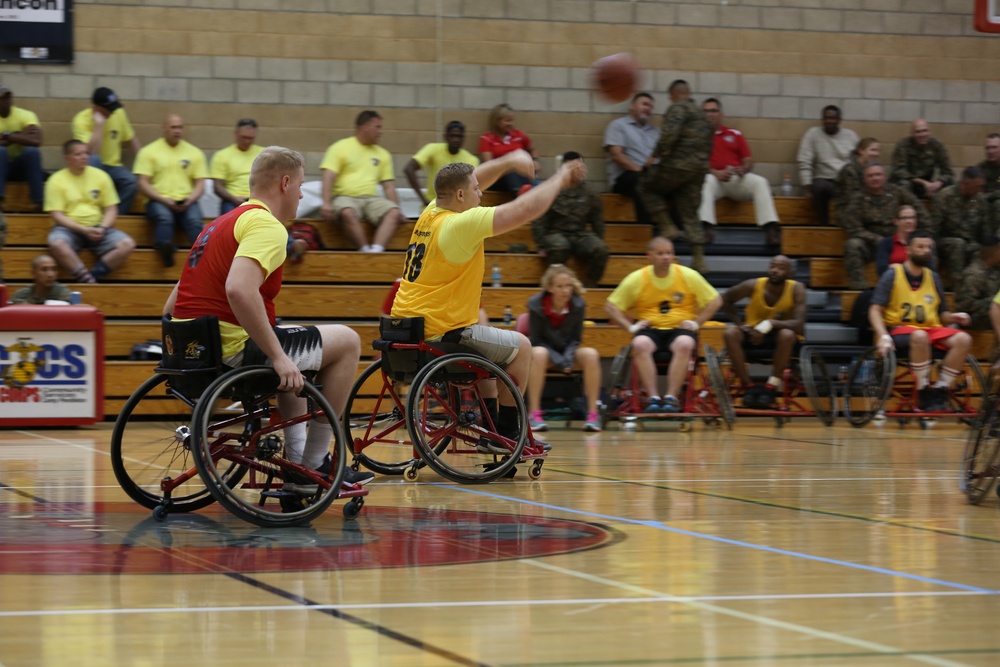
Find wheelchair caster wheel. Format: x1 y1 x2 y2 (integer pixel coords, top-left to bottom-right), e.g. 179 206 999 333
343 498 364 520
919 418 930 430
528 460 544 480
679 421 691 433
404 466 419 482
152 505 169 522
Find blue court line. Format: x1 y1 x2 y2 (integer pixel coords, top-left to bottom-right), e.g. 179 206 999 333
436 484 999 595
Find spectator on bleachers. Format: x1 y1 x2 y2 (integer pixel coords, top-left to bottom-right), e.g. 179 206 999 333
834 137 880 212
955 236 1000 331
875 205 923 276
0 84 44 212
45 140 135 284
605 236 721 414
404 120 480 208
604 92 659 229
525 264 603 433
135 114 208 268
531 151 608 287
478 103 539 195
210 118 263 215
869 231 972 412
890 119 954 198
319 110 406 253
841 163 928 290
930 166 990 289
0 208 6 281
10 255 71 304
699 97 781 248
796 105 859 227
722 255 806 410
978 133 1000 203
638 80 713 274
72 87 141 215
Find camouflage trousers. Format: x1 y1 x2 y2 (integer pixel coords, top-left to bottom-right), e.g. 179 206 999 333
843 237 876 290
539 232 610 286
938 237 977 289
637 165 705 243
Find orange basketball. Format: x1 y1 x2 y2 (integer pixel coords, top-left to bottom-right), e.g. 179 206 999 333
591 53 639 104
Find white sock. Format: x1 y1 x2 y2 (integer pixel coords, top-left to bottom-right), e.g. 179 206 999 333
911 360 931 389
283 422 307 465
359 244 372 252
935 366 960 388
302 422 333 470
767 376 783 391
369 244 384 253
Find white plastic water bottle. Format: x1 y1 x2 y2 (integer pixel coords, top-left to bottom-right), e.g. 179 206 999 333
781 174 793 196
491 264 502 287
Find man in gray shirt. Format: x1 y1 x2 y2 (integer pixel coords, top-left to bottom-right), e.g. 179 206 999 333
604 92 660 229
797 105 858 226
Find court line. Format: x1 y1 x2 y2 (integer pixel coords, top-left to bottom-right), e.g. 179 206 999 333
547 468 1000 544
0 588 987 618
522 559 975 667
437 484 998 595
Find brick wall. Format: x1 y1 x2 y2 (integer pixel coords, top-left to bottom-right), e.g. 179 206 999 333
0 0 994 188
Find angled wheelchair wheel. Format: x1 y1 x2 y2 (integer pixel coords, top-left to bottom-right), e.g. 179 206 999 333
607 345 632 394
704 345 735 429
406 354 526 483
800 345 838 426
111 373 243 513
843 347 894 427
191 366 347 527
947 354 988 419
343 359 420 475
962 393 1000 504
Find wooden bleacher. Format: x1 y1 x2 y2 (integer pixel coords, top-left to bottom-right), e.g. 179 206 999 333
4 186 995 419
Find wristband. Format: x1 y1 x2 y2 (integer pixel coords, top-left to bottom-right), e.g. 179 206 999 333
753 320 773 335
628 322 644 334
880 334 893 342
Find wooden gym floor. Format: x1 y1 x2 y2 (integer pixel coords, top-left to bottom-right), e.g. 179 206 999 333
1 418 999 666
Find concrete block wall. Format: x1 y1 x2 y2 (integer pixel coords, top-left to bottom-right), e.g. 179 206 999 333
0 0 996 191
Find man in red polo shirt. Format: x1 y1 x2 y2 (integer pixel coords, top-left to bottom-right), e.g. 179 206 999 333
699 98 781 247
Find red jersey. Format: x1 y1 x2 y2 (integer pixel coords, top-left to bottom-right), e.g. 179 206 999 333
174 204 283 327
709 126 751 171
478 129 532 158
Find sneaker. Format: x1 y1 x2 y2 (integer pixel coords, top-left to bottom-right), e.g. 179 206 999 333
756 386 777 409
476 437 510 455
643 398 662 414
917 387 934 411
344 467 375 486
283 454 334 494
582 411 602 432
928 386 951 412
742 385 760 409
660 396 681 413
532 437 553 452
156 241 176 268
529 410 548 432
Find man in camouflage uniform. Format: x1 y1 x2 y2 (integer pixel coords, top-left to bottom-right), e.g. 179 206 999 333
930 166 991 289
637 79 713 274
840 163 928 289
890 118 954 198
978 133 1000 203
532 151 609 286
955 236 1000 330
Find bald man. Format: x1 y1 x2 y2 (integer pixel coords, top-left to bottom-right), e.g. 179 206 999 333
722 255 806 409
134 114 209 267
890 119 954 198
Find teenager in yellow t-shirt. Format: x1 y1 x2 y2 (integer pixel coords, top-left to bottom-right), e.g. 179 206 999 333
319 110 407 253
134 114 209 268
721 255 806 409
392 151 587 452
403 120 481 206
606 237 722 413
869 231 972 411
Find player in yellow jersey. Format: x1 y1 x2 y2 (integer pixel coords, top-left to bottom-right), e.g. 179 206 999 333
869 231 972 411
722 255 806 409
391 150 586 452
605 237 722 413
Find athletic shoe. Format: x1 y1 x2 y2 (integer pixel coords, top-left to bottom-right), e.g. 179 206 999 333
155 241 176 268
660 396 681 413
756 386 777 409
643 399 663 414
917 387 934 411
582 411 602 432
344 467 375 486
476 437 510 455
529 410 548 432
742 385 761 409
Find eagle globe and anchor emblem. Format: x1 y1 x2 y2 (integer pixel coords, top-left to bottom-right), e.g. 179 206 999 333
1 337 46 389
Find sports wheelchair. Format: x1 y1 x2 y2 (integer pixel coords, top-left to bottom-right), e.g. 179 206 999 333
842 343 985 429
606 343 735 431
111 316 367 528
962 363 1000 505
343 317 547 483
711 344 838 426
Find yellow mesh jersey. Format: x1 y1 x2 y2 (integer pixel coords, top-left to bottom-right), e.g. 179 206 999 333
883 264 941 329
633 264 700 329
745 277 804 339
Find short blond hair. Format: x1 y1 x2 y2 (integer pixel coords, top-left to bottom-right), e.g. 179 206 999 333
249 146 305 192
434 162 475 201
540 264 586 296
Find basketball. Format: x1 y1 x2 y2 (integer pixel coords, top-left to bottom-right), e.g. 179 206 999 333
591 53 639 103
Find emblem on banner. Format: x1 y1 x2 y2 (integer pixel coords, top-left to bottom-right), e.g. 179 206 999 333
1 337 46 389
